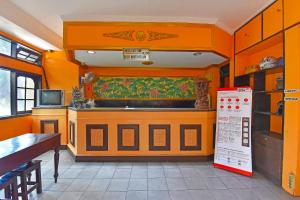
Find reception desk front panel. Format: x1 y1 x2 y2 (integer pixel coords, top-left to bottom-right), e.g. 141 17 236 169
68 108 216 161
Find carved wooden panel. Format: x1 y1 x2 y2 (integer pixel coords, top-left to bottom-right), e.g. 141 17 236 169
86 124 108 151
118 124 139 151
180 124 201 151
40 120 58 134
103 30 178 41
69 121 75 147
149 125 170 151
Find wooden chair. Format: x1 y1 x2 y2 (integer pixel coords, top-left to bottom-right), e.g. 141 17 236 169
14 160 42 200
0 172 18 200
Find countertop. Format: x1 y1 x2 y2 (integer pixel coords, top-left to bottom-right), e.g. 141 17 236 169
68 107 216 112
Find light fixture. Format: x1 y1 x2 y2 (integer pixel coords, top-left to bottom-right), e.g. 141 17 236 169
87 50 96 54
193 52 202 56
142 61 154 65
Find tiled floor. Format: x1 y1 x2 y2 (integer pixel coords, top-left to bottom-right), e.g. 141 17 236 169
1 150 300 200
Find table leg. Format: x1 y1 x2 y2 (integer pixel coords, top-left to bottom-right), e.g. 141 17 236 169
54 148 59 183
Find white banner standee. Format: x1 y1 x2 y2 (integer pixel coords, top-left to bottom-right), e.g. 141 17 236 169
213 87 253 176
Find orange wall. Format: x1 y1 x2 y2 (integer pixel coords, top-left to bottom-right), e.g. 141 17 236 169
44 51 80 105
0 116 33 141
282 24 300 195
0 31 44 141
0 31 80 141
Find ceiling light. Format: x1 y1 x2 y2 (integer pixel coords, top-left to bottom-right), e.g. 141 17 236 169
87 50 96 54
193 52 202 56
142 61 153 65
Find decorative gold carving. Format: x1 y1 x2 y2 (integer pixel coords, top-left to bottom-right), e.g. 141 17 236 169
148 31 178 41
102 30 178 41
135 31 146 41
103 31 135 41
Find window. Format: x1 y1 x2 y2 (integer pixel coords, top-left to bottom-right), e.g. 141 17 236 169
17 76 35 112
0 67 41 118
16 44 41 65
0 36 11 56
0 35 42 66
0 69 11 117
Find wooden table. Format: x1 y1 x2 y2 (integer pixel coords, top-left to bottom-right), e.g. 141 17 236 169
0 133 60 183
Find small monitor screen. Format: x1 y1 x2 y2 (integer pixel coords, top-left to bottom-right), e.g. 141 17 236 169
40 91 62 105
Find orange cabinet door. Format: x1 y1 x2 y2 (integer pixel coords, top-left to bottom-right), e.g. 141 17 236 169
263 0 283 39
284 0 300 28
235 15 262 53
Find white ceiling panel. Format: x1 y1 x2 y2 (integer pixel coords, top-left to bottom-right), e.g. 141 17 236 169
10 0 275 36
74 50 227 68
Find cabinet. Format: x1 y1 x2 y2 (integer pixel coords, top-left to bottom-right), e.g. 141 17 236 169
235 15 262 53
284 0 300 28
263 0 283 39
32 107 68 146
252 133 283 185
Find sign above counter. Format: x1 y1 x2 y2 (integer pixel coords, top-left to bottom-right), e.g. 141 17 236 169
123 48 150 61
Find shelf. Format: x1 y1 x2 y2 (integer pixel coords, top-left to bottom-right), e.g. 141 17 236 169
253 130 283 140
253 89 284 94
235 65 284 78
234 31 284 77
254 111 282 116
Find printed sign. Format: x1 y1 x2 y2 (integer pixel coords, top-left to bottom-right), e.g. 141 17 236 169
123 48 150 61
284 89 299 94
214 87 253 176
284 97 299 102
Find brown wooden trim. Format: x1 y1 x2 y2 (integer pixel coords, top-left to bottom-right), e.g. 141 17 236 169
74 155 214 162
213 123 216 149
261 10 264 41
33 106 67 110
284 21 300 32
117 124 139 151
0 113 31 120
69 121 75 147
0 53 41 67
68 107 216 112
180 124 202 151
149 124 171 151
40 120 58 133
59 145 67 150
86 124 108 151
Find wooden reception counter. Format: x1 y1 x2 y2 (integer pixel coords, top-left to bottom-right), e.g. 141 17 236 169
67 107 216 161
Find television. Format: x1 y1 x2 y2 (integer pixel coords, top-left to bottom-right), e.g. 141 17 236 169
37 89 64 107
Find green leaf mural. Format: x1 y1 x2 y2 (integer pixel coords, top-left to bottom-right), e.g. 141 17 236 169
92 77 196 100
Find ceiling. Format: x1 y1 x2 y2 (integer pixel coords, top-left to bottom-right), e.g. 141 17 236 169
9 0 274 37
74 50 227 68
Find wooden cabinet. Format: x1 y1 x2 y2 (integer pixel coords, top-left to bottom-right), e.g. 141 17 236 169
32 107 68 146
235 15 262 53
284 0 300 28
252 133 283 185
263 0 283 39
